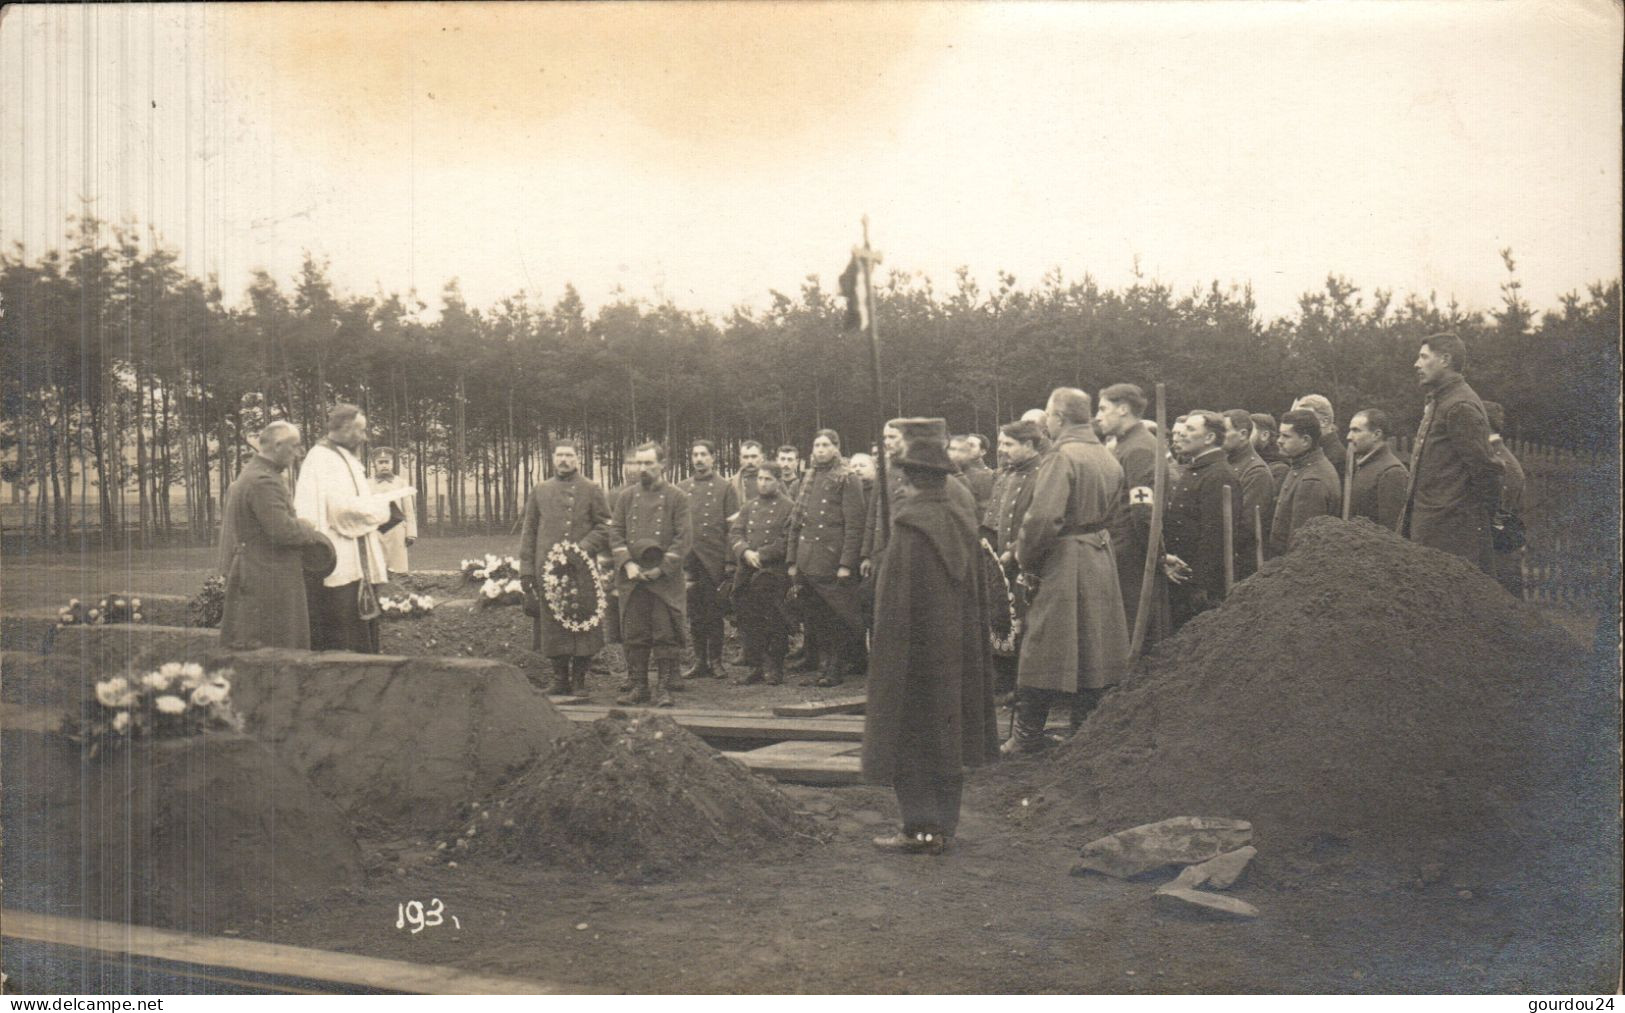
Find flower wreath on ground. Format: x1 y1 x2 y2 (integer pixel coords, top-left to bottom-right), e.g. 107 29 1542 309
981 538 1019 654
541 540 607 633
380 593 436 619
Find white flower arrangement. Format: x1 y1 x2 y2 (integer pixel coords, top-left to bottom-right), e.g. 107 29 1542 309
541 541 607 633
380 592 436 619
477 576 526 608
462 553 520 584
56 594 144 629
64 661 244 757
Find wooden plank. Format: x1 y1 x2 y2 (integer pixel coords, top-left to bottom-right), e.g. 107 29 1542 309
737 740 859 762
561 704 863 742
723 749 862 786
1 908 584 995
772 695 867 717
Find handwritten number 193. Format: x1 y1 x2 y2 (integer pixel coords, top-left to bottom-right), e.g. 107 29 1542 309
396 898 459 932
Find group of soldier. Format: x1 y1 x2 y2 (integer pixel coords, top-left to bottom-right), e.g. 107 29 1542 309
218 332 1522 855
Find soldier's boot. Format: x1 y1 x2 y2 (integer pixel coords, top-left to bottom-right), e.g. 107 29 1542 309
616 648 652 706
547 657 574 696
682 640 714 681
707 634 729 677
740 665 766 686
652 659 677 709
999 701 1049 756
609 644 632 693
790 634 821 672
570 656 593 695
764 656 785 686
814 652 845 688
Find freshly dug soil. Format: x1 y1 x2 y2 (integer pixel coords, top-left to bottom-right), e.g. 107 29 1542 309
378 596 541 673
224 650 576 832
456 713 826 878
1031 518 1617 884
2 729 363 934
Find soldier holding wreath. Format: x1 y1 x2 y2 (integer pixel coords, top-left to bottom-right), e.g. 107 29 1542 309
519 439 613 696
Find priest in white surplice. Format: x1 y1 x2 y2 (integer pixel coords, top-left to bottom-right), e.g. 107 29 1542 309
294 404 412 652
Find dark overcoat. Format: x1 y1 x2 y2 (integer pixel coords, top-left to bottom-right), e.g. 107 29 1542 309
729 491 795 618
1348 445 1409 531
1226 444 1276 577
679 470 739 580
960 460 996 516
518 472 612 657
1015 424 1130 693
1401 373 1503 572
861 487 999 786
1108 422 1169 638
219 455 322 650
610 478 691 616
1164 448 1241 601
1269 448 1341 557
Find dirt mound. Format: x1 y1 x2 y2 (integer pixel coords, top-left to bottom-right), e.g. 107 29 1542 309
1035 517 1616 882
3 729 363 933
457 713 825 878
225 649 576 832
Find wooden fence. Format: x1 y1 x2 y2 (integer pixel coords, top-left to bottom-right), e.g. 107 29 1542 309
1393 436 1618 608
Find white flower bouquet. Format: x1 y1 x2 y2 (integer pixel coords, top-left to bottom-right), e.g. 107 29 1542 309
461 552 521 584
60 661 245 758
477 576 526 608
380 592 436 619
56 594 145 629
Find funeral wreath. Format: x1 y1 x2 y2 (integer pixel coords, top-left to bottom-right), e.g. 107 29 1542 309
541 541 607 633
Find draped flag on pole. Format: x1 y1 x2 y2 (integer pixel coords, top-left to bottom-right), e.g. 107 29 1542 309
839 254 870 332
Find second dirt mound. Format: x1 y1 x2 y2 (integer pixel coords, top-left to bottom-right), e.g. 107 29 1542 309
458 713 825 878
1036 517 1614 881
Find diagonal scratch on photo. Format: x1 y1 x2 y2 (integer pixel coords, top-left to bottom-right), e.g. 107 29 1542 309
0 0 1619 998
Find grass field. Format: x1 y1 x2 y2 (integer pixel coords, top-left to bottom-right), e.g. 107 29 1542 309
0 535 510 612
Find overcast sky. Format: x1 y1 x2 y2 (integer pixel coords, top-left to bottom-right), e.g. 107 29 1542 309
2 1 1619 322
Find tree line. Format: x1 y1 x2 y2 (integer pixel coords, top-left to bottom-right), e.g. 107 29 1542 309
1 216 1618 546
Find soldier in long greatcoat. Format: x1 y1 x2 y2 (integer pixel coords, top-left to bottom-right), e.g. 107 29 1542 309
729 469 795 684
518 439 612 695
219 421 330 649
787 429 866 686
863 429 998 855
1401 334 1503 573
679 440 740 680
1006 389 1130 754
609 442 691 707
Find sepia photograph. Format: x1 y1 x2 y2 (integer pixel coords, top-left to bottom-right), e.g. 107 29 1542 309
0 0 1620 998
